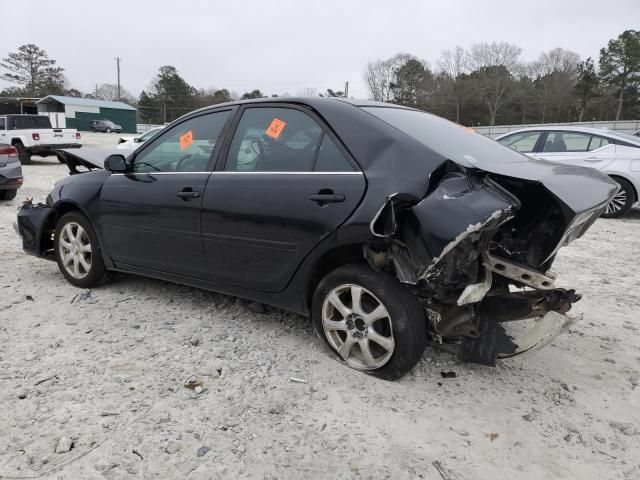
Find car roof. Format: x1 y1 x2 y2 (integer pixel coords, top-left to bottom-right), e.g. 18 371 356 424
497 125 640 145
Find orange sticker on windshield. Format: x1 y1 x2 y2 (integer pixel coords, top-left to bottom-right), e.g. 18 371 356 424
179 130 193 150
265 118 286 139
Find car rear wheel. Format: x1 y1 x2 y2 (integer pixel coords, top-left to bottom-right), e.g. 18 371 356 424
54 212 109 288
14 143 31 165
106 128 111 133
601 177 634 218
0 189 17 201
312 264 427 380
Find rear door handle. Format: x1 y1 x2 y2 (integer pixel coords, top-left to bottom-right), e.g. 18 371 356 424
176 189 200 199
309 193 345 204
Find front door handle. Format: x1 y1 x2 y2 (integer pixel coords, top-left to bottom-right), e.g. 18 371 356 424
176 189 200 199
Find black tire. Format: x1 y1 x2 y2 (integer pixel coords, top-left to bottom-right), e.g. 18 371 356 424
14 143 31 165
312 264 427 380
0 189 17 201
54 212 109 288
601 177 635 219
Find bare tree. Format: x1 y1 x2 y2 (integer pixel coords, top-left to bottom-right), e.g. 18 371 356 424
297 87 318 97
467 42 522 125
363 53 416 102
436 46 467 122
97 83 135 102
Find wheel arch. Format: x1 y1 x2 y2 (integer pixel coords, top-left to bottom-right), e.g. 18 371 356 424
608 174 638 203
304 243 366 310
42 201 106 260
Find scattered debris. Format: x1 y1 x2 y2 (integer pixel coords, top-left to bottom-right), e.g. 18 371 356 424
440 371 457 378
489 433 499 442
26 295 34 301
604 357 616 364
132 448 143 460
71 290 92 304
18 389 27 400
197 446 210 457
100 412 120 417
522 413 536 422
290 377 308 384
55 437 73 454
175 460 199 475
165 442 181 454
34 374 58 386
184 375 203 390
432 460 452 480
194 385 204 394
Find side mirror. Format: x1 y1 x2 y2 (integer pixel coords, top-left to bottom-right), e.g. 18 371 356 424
104 154 128 172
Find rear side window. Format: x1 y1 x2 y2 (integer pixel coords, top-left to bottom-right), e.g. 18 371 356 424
588 136 610 150
314 134 354 171
11 116 52 129
225 107 323 172
498 131 541 153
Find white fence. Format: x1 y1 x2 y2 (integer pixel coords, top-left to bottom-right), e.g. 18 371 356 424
136 123 165 133
474 120 640 138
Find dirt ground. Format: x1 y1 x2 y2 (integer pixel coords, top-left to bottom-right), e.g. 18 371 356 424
1 150 639 479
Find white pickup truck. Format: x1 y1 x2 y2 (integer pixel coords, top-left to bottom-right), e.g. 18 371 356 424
0 114 82 164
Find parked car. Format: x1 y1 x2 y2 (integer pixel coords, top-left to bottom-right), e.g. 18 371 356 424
16 98 617 379
0 114 81 164
0 143 23 200
90 120 122 133
117 126 164 150
496 126 640 218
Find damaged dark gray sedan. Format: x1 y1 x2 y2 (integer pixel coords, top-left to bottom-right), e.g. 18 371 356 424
16 98 617 379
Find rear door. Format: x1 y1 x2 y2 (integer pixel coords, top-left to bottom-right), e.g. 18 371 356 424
535 130 616 169
201 104 366 292
98 109 233 278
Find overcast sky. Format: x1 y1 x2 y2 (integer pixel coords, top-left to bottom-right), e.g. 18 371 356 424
2 0 638 99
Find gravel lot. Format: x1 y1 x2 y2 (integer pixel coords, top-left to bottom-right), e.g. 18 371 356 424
1 147 639 479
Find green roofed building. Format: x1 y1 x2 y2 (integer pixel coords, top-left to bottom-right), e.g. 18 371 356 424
36 95 137 133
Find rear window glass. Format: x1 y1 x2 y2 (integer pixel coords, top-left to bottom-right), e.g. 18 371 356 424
362 107 528 167
11 115 52 129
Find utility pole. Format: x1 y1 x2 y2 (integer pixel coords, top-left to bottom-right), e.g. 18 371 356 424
115 57 121 100
344 81 349 98
95 84 98 99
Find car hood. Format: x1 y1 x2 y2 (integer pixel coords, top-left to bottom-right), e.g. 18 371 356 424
55 148 124 172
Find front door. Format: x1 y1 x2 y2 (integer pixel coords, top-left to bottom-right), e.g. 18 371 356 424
201 105 366 292
98 109 233 278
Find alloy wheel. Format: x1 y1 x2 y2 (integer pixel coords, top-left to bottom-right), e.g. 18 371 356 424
604 189 627 216
322 284 395 370
58 221 92 279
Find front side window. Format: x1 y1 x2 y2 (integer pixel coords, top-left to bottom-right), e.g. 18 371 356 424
543 132 592 152
0 118 5 130
498 131 541 153
139 128 162 142
225 107 323 172
133 110 231 173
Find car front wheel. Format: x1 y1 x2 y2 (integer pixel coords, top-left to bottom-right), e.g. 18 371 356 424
312 264 427 380
602 177 635 218
54 212 109 288
106 128 111 133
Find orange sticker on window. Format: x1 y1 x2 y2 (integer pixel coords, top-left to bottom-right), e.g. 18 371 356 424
179 130 193 150
265 118 286 139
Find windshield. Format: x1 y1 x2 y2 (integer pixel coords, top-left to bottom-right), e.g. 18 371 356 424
363 107 530 167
